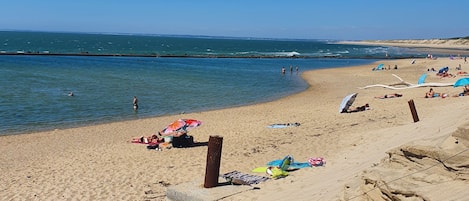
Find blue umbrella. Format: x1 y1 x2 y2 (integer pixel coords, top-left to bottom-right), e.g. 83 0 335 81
453 78 469 87
418 73 427 85
438 67 449 74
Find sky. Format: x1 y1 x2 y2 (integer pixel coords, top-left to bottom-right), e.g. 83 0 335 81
1 0 468 40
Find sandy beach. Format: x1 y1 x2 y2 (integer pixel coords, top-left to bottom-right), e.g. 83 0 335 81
339 39 469 55
1 52 469 200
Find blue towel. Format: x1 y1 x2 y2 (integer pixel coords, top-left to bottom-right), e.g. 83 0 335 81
267 159 311 169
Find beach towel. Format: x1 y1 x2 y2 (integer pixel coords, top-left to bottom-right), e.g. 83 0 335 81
266 159 311 169
221 171 270 185
267 122 300 128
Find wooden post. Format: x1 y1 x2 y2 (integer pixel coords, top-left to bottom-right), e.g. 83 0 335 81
408 99 419 122
204 135 223 188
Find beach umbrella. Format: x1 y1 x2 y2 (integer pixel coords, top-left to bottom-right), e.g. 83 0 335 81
438 67 449 74
160 119 202 136
453 78 469 87
417 73 427 85
339 93 357 113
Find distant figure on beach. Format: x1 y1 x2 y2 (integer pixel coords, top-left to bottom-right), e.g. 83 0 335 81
345 104 370 113
133 96 138 110
290 65 293 74
295 66 299 74
375 93 402 99
456 85 469 97
131 134 162 144
425 88 447 98
281 66 286 75
68 92 74 97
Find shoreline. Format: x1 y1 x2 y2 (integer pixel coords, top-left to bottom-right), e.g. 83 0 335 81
1 56 468 200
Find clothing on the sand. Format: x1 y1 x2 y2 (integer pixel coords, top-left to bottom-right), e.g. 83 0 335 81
221 171 270 185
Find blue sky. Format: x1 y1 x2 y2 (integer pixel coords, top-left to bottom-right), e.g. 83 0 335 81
1 0 468 40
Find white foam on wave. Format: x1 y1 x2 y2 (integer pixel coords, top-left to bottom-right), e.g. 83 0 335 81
267 51 301 57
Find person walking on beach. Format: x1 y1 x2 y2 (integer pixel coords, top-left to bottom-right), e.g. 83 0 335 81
295 66 299 74
133 96 138 110
290 65 293 74
281 66 286 75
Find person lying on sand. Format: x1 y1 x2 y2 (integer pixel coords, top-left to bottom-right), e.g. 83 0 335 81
425 88 448 98
132 134 163 144
375 93 403 99
437 71 456 78
425 88 438 98
346 104 370 113
453 85 469 97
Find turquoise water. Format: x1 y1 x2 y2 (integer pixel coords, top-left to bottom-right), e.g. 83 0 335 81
0 31 426 135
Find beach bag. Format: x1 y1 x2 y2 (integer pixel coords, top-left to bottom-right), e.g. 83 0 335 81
146 144 159 150
308 157 326 167
172 134 194 148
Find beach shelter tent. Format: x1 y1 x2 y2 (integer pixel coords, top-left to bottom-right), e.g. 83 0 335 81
417 73 427 85
372 64 384 71
454 78 469 87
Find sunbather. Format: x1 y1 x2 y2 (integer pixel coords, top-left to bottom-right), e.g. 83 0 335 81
456 85 469 96
375 93 402 99
132 134 163 144
425 88 438 98
346 103 370 113
425 88 449 98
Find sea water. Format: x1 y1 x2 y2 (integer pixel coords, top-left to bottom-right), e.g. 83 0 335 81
0 31 426 135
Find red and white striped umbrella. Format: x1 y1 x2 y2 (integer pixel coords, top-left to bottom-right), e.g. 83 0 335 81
160 119 202 136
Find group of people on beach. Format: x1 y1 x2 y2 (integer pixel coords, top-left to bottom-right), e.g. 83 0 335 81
424 86 469 98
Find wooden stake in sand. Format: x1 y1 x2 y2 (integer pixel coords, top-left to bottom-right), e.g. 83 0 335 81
408 99 420 122
204 135 223 188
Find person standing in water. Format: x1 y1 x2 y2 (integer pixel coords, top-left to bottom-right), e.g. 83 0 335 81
133 96 138 110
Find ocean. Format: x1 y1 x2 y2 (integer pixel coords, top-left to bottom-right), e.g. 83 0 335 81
0 31 427 135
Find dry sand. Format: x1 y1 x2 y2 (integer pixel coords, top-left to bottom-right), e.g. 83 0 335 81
1 55 469 201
